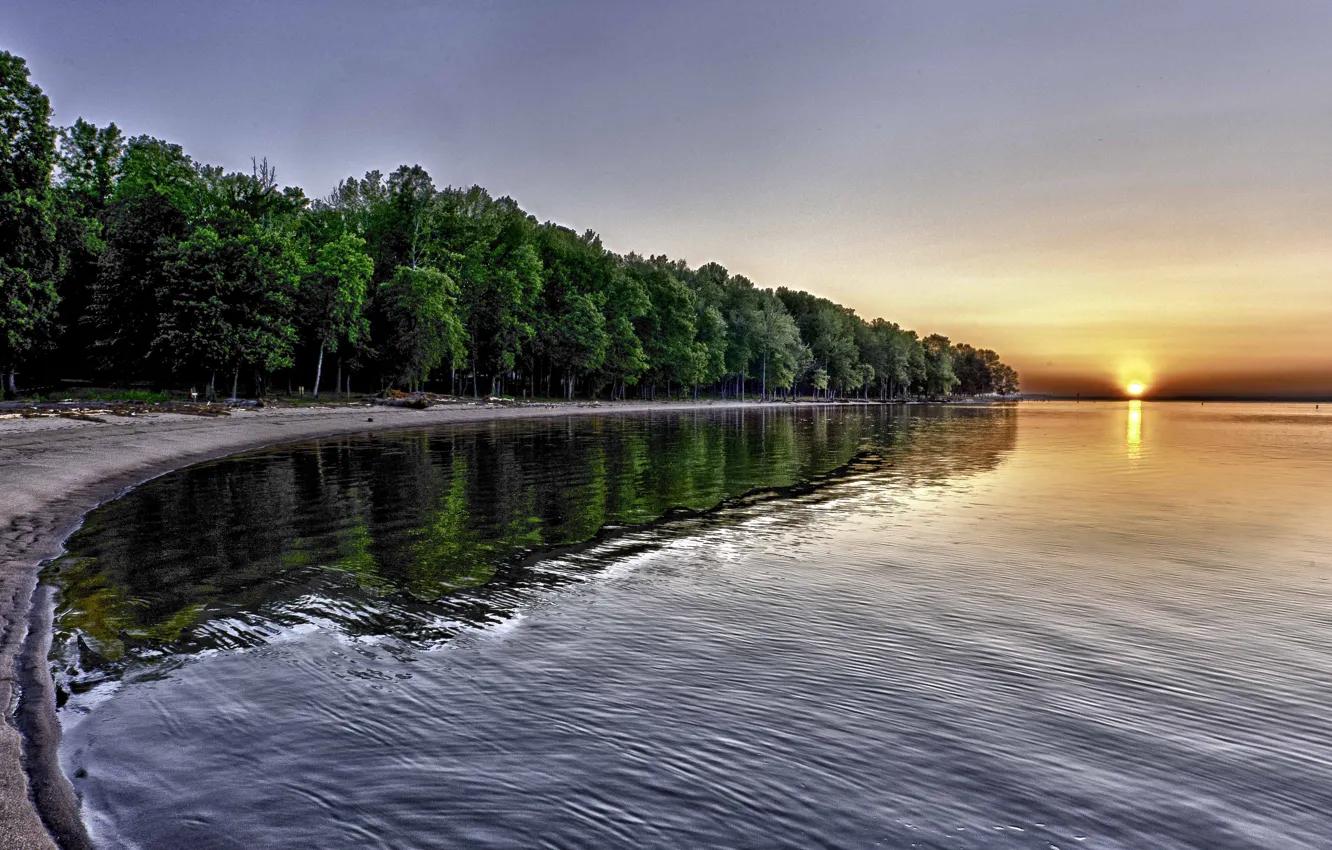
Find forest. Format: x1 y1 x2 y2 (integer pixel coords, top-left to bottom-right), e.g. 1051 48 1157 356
1 50 1018 402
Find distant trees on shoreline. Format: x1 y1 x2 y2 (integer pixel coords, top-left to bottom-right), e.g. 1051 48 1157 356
1 50 1018 401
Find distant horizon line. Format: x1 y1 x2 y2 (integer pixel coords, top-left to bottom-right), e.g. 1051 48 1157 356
1020 394 1331 403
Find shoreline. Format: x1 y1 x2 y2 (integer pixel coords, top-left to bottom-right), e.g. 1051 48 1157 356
0 398 868 848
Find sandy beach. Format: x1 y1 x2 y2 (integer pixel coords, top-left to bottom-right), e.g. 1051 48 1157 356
0 399 770 848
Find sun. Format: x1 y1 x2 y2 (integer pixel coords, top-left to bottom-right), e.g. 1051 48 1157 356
1127 382 1145 396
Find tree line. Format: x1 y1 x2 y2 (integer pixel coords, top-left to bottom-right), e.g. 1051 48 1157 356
1 50 1018 401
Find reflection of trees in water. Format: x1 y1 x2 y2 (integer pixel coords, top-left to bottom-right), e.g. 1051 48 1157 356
879 405 1018 483
46 406 1017 692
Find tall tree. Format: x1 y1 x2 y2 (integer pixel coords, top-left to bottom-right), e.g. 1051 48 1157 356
549 289 608 399
434 187 542 397
751 290 804 397
599 265 650 398
0 51 59 395
686 262 729 393
113 135 200 214
88 136 201 379
56 118 124 206
535 225 612 398
720 274 759 397
920 333 959 396
377 265 465 391
51 118 124 374
303 233 373 397
630 256 697 398
153 225 303 399
781 292 860 396
90 189 191 379
368 165 435 273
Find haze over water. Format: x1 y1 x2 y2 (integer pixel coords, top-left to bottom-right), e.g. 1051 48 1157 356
47 403 1332 848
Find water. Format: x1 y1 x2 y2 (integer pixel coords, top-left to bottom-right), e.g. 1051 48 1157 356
45 403 1332 849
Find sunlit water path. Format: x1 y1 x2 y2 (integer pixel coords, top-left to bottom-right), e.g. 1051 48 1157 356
45 403 1332 848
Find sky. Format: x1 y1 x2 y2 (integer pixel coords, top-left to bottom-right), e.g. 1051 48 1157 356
6 0 1331 397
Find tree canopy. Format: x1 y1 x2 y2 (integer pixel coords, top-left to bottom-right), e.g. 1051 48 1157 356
0 51 60 393
1 49 1018 401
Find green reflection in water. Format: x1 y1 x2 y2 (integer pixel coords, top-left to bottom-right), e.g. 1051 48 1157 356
44 406 1017 695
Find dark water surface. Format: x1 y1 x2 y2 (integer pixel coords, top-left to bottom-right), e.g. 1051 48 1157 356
46 403 1332 849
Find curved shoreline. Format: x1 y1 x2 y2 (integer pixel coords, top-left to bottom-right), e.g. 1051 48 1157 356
0 398 834 848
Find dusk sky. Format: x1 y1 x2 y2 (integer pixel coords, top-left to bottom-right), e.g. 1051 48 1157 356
7 1 1331 396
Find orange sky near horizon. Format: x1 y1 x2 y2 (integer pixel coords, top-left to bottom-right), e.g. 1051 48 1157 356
695 206 1332 396
871 246 1332 397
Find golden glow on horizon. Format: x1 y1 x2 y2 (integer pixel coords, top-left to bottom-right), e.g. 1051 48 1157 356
843 251 1332 397
1127 382 1145 396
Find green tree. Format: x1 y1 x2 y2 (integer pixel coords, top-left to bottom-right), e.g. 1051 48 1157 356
535 225 612 398
51 118 125 375
883 323 922 399
113 135 200 213
920 333 959 397
315 170 387 248
952 343 988 395
630 256 697 398
685 262 729 393
434 187 543 397
691 303 727 394
950 345 1019 396
90 190 191 379
751 290 803 397
377 266 464 391
364 165 434 274
0 51 59 395
56 118 124 206
777 288 864 397
599 266 649 398
88 136 201 379
304 233 373 397
91 147 307 395
549 289 608 399
153 225 303 398
720 274 759 397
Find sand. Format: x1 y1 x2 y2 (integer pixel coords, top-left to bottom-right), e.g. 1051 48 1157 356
0 399 763 848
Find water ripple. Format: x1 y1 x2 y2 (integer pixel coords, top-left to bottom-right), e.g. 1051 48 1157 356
52 403 1332 848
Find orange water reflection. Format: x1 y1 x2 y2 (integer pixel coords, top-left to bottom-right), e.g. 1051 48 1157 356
1126 399 1142 459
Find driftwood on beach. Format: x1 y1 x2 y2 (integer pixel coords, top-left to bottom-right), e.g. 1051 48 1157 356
372 391 547 410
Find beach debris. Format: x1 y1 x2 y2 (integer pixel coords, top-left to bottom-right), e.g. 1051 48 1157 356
370 390 535 410
374 391 457 409
0 400 234 420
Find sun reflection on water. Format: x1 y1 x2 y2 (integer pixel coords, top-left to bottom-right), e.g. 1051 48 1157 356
1126 400 1142 459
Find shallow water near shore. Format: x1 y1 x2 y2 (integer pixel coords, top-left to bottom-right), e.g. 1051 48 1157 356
45 402 1332 848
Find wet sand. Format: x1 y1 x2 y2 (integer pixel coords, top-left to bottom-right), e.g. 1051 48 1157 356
0 399 765 848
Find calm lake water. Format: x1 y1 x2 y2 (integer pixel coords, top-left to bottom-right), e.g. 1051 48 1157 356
45 402 1332 849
